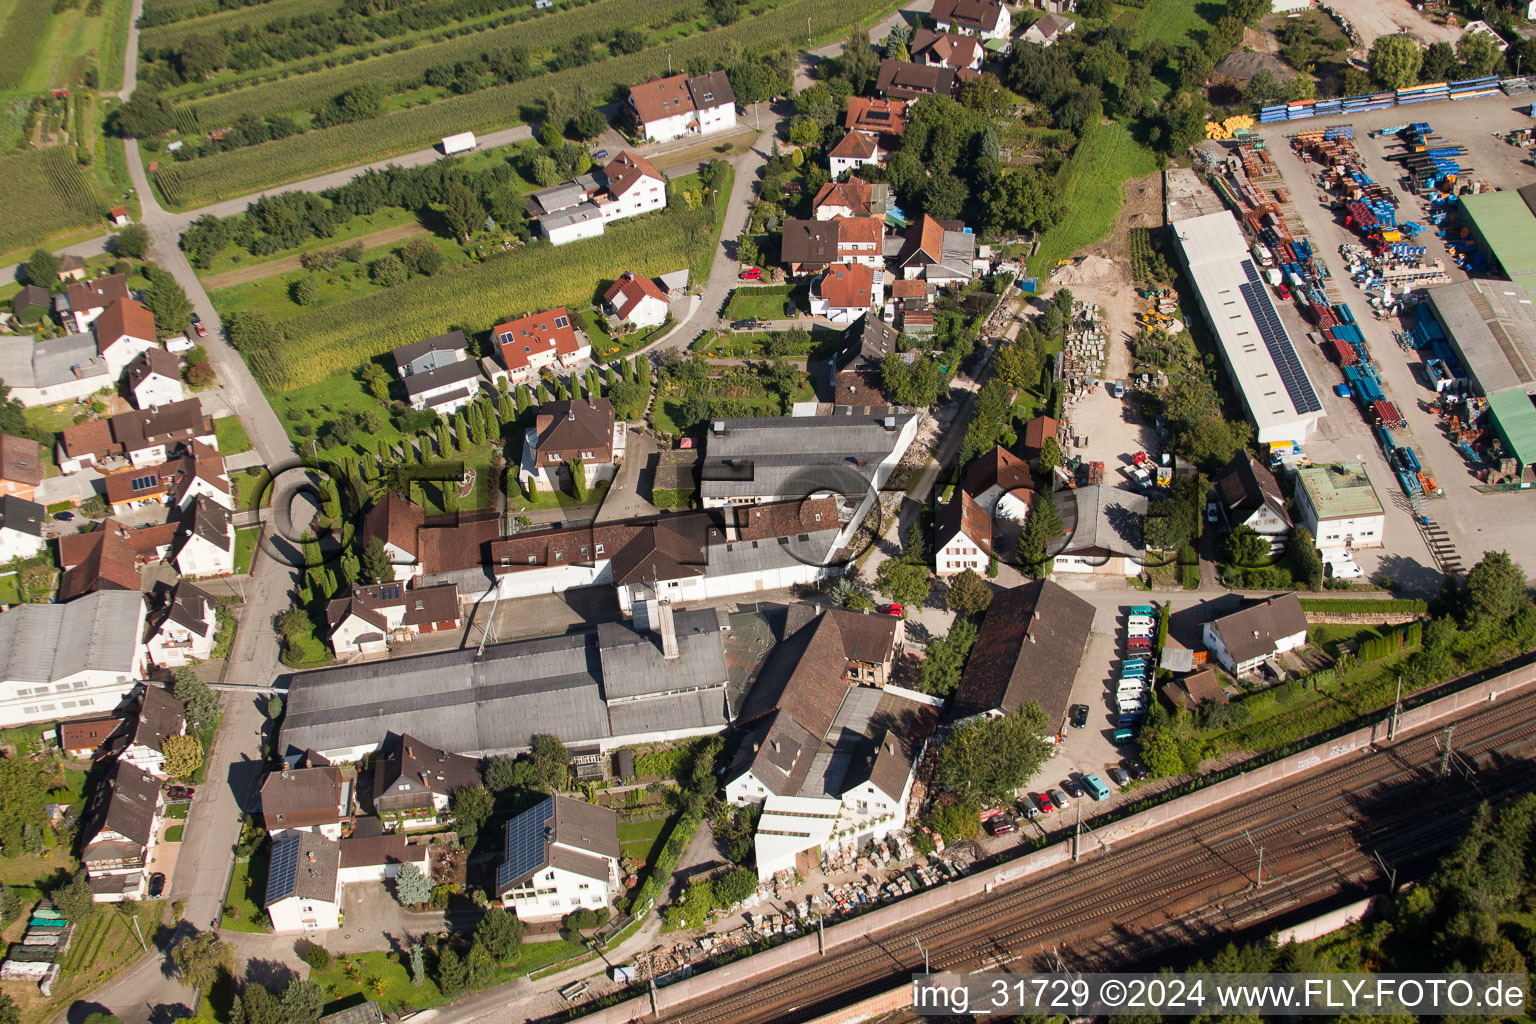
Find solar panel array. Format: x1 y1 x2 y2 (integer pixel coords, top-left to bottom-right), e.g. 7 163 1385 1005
266 833 301 903
1238 260 1322 414
497 796 554 890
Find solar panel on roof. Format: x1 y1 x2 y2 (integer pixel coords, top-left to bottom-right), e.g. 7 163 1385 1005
497 796 553 890
1238 281 1322 414
266 833 301 903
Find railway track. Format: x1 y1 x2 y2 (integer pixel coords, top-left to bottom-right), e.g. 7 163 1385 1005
654 685 1536 1024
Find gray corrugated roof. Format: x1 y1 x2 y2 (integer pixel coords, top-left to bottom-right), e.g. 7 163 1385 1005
607 688 727 736
529 182 589 215
1059 485 1147 559
0 333 109 390
596 609 727 699
1429 279 1536 396
0 590 143 684
699 412 915 499
540 202 604 231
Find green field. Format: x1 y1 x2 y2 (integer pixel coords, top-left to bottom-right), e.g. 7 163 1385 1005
1026 120 1158 276
0 148 104 257
310 939 587 1015
0 1 53 91
213 416 252 454
1121 0 1216 48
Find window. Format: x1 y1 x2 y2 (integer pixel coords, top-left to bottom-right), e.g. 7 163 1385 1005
498 332 513 346
528 555 537 564
554 316 569 329
595 544 604 555
580 451 593 459
548 453 562 462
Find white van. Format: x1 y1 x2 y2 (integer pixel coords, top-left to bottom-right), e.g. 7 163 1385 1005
1322 548 1364 580
1251 241 1274 267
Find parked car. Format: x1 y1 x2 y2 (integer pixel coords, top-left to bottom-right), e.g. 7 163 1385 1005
591 149 609 161
1018 801 1041 821
1061 779 1084 799
1277 282 1291 301
1126 760 1150 781
739 267 763 280
167 785 195 799
53 511 74 521
1108 766 1131 786
1070 704 1089 728
985 814 1018 836
730 319 759 330
1081 774 1111 801
1049 787 1070 809
1206 500 1219 523
877 604 903 617
148 873 165 897
1035 792 1055 814
190 312 207 337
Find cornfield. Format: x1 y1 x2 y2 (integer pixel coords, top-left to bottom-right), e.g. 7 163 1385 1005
141 0 350 51
0 1 52 90
171 105 202 136
164 0 891 206
258 179 727 390
155 164 188 208
0 148 102 254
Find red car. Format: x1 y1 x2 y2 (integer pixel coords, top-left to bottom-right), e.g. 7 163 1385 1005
1277 283 1291 301
190 312 207 338
878 603 904 617
1036 792 1056 814
738 267 763 280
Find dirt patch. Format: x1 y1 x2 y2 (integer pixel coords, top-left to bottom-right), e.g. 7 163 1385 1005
1051 254 1120 287
200 221 431 291
1214 49 1296 82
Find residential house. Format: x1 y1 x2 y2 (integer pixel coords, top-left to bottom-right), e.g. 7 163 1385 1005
722 604 928 878
1202 594 1309 676
0 495 45 562
602 271 669 328
60 717 123 759
965 445 1033 519
779 217 885 276
174 497 234 577
93 298 159 380
0 332 111 407
10 285 49 324
57 398 216 475
392 331 468 378
260 764 353 839
1021 414 1059 465
1159 667 1229 713
108 683 186 780
337 829 430 884
0 434 45 502
79 760 162 902
844 97 906 143
828 130 882 177
65 275 130 334
167 443 233 512
146 581 220 669
812 177 890 221
361 492 423 582
56 521 177 601
494 308 591 383
949 579 1093 723
895 215 978 284
836 315 905 370
892 280 934 335
371 734 483 830
0 590 147 727
264 830 342 932
324 581 461 658
519 398 621 491
125 348 185 409
1021 11 1075 46
875 60 958 101
627 71 736 142
56 255 87 283
1054 484 1148 575
525 152 668 245
1213 451 1292 545
496 795 621 920
911 27 984 69
934 448 1034 576
809 263 883 323
1294 463 1384 551
929 0 1012 39
402 359 481 416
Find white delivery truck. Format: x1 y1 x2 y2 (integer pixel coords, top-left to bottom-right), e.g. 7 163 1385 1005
442 131 477 155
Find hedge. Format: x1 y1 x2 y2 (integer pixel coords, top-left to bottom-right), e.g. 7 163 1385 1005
1298 598 1427 615
623 811 701 914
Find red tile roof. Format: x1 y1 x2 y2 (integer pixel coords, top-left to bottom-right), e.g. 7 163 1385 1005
891 279 928 299
95 295 158 353
816 264 875 310
937 488 993 554
126 347 181 389
495 307 582 373
604 151 664 198
57 521 160 599
627 74 695 125
812 177 875 217
65 274 129 314
602 271 668 322
837 216 884 248
845 97 906 136
963 446 1033 498
930 0 1006 33
0 434 42 487
829 130 879 160
363 492 425 557
59 419 121 461
911 27 982 67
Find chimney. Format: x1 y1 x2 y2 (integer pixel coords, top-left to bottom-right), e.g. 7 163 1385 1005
884 415 896 429
568 409 575 420
711 420 726 435
1253 630 1260 639
658 601 679 660
307 851 315 863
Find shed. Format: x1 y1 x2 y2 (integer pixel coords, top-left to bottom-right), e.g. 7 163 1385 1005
613 748 636 781
1488 389 1536 475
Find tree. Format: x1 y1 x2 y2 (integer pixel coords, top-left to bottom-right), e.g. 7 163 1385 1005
992 340 1038 390
360 536 393 584
567 457 586 500
945 569 993 617
935 701 1053 804
292 277 318 306
466 939 496 988
304 944 331 971
1419 40 1457 83
1459 550 1527 631
528 734 569 792
475 905 525 962
25 249 60 286
162 734 204 780
178 33 228 80
1037 436 1061 474
483 755 517 792
922 173 967 220
443 185 483 245
172 932 233 993
1456 30 1502 78
173 669 219 729
114 223 151 259
279 979 325 1024
915 617 978 696
450 784 493 838
1369 34 1423 90
370 254 406 287
714 866 757 907
1291 526 1323 589
0 882 18 925
1179 46 1214 89
838 30 881 93
570 106 608 140
145 267 194 336
875 559 930 609
52 872 96 923
704 0 739 25
401 238 443 277
395 862 431 906
1221 524 1271 569
409 943 426 984
979 166 1060 235
1016 487 1061 576
436 946 467 997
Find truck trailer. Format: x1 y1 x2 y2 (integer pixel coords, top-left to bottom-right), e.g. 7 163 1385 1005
442 131 477 155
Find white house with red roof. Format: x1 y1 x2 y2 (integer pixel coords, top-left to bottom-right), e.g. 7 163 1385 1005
929 0 1011 40
809 264 884 323
828 131 882 177
94 298 159 379
526 152 668 246
627 71 736 143
65 274 131 334
602 272 669 328
493 307 591 384
125 348 185 409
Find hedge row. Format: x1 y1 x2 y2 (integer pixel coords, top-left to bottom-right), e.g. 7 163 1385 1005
1298 598 1427 615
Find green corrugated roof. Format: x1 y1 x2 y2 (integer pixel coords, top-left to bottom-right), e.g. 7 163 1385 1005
1487 389 1536 468
1459 193 1536 283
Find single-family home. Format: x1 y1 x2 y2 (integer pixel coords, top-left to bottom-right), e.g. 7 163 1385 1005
371 734 482 831
324 580 461 658
392 331 467 379
626 71 736 142
1201 593 1309 676
166 442 233 512
174 497 234 577
828 130 882 177
1294 463 1384 551
525 152 668 245
592 151 667 224
124 348 185 409
79 760 162 902
264 830 343 932
930 0 1012 39
58 398 216 475
602 271 669 328
875 60 959 101
809 263 883 323
518 398 621 491
401 358 481 416
494 308 590 383
934 489 992 576
56 521 176 601
10 285 49 324
779 217 885 276
1021 414 1059 466
844 97 907 142
0 495 45 562
496 795 620 920
0 589 148 728
1213 451 1292 545
911 27 984 69
337 830 430 884
145 581 220 669
935 447 1035 576
965 445 1033 519
260 763 353 839
0 435 43 503
948 579 1093 723
895 215 978 284
60 716 123 759
361 492 423 582
812 177 889 221
1053 484 1147 575
0 332 112 407
65 275 130 334
56 255 88 283
893 280 935 335
108 683 186 779
1021 11 1075 46
94 298 159 380
1159 667 1230 713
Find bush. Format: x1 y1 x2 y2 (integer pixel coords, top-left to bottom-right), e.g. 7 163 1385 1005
304 944 331 971
925 800 980 843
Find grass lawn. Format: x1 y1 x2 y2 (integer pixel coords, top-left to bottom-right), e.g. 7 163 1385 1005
213 416 253 454
164 825 184 842
220 845 272 933
282 629 335 669
1123 0 1216 48
0 572 21 605
235 472 269 510
233 526 260 575
1308 623 1384 657
313 939 588 1016
165 802 189 819
725 285 798 321
1026 120 1158 277
617 816 672 865
648 487 696 509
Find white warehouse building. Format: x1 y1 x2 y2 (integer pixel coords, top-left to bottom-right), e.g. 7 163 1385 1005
1172 211 1324 445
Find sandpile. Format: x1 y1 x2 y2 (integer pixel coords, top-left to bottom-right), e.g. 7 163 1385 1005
1051 254 1118 286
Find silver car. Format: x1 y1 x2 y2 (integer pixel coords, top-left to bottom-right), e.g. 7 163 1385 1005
1048 787 1070 810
